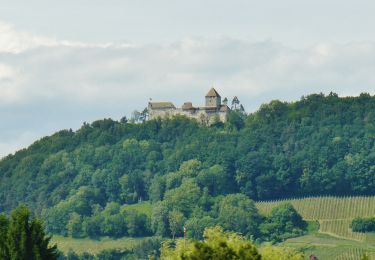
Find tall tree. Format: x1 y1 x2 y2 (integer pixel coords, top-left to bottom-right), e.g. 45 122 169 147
0 214 9 260
1 205 59 260
168 210 185 239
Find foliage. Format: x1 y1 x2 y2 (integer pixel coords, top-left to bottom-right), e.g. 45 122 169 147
260 203 307 243
0 205 59 260
215 194 262 238
168 210 185 239
351 217 375 232
161 226 261 260
260 245 304 260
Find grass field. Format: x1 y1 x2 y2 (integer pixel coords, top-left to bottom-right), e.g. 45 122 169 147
256 196 375 259
51 235 146 255
121 201 152 217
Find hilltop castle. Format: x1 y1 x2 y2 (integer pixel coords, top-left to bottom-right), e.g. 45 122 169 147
148 88 230 123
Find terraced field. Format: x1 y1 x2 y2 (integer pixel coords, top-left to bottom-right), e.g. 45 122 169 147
256 196 375 220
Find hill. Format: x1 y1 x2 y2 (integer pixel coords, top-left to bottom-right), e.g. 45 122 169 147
1 92 375 256
50 196 375 259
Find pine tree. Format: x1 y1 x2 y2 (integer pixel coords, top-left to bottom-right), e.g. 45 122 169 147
6 205 32 260
0 214 9 260
1 205 59 260
30 218 58 260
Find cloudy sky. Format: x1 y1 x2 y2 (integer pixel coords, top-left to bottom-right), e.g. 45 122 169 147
1 0 375 158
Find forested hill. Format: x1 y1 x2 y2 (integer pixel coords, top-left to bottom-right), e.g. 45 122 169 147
1 92 375 215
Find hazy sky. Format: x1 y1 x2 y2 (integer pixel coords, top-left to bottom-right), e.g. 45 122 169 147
1 0 375 157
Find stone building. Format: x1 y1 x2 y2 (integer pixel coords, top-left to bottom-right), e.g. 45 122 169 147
148 88 230 124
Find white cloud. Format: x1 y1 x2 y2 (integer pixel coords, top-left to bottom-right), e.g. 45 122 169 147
0 63 16 79
0 21 123 54
0 21 57 53
1 21 375 157
1 33 375 107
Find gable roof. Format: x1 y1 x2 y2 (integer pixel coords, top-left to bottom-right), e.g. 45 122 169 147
220 105 230 112
205 88 221 98
149 102 175 109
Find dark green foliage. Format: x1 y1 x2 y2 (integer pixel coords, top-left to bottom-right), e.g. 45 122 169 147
185 216 216 240
215 194 262 238
351 217 375 232
0 205 59 260
184 241 238 260
64 250 79 260
227 110 245 130
0 214 9 259
132 237 163 260
260 203 307 243
151 202 170 237
94 249 128 260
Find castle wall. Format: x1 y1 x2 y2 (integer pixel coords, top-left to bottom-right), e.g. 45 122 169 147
205 96 221 107
149 107 228 124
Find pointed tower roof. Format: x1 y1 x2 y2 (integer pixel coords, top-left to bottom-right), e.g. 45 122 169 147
205 88 221 97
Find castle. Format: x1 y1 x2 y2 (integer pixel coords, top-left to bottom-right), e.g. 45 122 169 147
148 88 230 123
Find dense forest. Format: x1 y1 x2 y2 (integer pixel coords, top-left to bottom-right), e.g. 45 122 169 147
1 92 375 241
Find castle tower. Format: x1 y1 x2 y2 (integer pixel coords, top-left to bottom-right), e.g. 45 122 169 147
205 88 221 107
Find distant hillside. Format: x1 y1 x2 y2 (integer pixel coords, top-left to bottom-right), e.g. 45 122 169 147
1 93 375 212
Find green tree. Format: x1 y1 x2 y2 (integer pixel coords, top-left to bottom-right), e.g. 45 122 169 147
260 203 307 243
261 245 304 260
216 194 262 238
168 210 185 239
6 205 33 260
82 215 102 239
151 202 170 237
197 165 227 195
4 205 59 260
125 210 149 237
161 226 261 260
0 214 9 259
185 216 216 240
67 213 82 238
164 179 201 216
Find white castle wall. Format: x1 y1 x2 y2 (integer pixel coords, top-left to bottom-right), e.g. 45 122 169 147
149 108 227 124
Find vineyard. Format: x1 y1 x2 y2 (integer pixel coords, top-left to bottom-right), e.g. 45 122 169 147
256 196 375 241
256 196 375 220
256 196 375 259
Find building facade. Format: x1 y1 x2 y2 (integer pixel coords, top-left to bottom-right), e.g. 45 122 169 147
148 88 230 124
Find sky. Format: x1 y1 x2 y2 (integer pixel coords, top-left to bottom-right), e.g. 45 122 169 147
1 0 375 158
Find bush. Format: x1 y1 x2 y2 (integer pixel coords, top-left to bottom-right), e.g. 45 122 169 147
260 203 307 243
352 217 375 232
